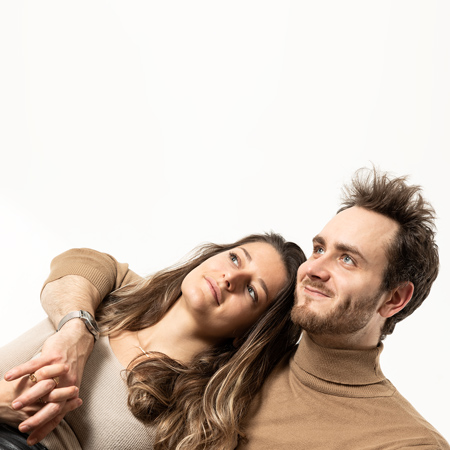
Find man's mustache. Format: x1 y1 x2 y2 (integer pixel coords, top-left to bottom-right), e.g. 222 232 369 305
298 279 335 298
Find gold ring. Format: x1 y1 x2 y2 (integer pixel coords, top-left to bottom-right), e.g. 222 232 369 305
52 377 59 386
29 373 38 383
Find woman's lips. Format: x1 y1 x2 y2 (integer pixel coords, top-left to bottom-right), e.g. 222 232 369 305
205 276 221 305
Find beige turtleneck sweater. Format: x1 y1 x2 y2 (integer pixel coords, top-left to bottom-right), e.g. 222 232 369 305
237 332 449 449
6 248 447 449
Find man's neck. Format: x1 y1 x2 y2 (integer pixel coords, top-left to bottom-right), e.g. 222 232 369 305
305 313 384 350
306 331 380 350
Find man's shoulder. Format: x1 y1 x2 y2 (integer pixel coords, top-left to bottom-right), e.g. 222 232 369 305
238 366 449 450
386 387 449 448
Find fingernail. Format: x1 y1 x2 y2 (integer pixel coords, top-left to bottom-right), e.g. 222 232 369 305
28 438 37 446
19 424 30 433
12 401 23 410
4 372 13 381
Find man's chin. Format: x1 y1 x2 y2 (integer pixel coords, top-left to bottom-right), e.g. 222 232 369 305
290 304 335 334
290 304 320 326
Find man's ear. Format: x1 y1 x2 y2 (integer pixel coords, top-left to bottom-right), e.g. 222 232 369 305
378 282 414 318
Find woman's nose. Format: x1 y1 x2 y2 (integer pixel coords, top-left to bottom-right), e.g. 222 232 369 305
222 270 248 291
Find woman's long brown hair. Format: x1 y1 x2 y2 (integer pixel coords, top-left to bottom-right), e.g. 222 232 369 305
96 233 305 449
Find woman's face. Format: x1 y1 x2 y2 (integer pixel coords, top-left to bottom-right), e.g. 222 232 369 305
180 242 288 342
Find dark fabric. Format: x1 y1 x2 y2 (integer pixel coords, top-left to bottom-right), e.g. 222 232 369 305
0 424 48 450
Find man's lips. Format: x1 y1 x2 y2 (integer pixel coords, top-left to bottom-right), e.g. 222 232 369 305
303 286 330 298
205 276 221 305
301 281 334 298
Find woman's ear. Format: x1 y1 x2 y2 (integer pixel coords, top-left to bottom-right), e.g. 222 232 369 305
378 282 414 318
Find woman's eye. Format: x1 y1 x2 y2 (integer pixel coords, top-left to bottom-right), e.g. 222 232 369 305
342 255 355 265
229 252 239 266
247 285 257 302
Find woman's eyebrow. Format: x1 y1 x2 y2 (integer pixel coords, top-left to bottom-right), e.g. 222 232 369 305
239 246 269 299
240 246 252 262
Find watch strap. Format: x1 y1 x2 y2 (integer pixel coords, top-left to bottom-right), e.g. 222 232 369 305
57 310 100 341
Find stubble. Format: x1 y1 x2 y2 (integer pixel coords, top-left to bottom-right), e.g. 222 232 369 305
291 282 383 335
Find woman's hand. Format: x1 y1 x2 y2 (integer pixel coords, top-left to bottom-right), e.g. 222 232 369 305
0 376 42 428
0 370 82 446
0 368 80 428
3 320 93 445
9 364 74 412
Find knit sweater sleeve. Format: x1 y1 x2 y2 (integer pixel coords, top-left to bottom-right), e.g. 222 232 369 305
41 248 139 300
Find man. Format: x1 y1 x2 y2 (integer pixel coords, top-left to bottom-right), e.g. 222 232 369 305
235 169 448 449
4 168 449 448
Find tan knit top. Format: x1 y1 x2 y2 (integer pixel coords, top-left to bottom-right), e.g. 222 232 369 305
0 319 156 449
1 248 156 449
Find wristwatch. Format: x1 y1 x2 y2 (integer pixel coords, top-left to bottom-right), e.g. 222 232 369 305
57 310 100 341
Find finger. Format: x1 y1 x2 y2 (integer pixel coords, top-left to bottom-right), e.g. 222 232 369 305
21 398 83 445
12 379 66 409
4 356 53 381
45 386 79 403
25 411 65 447
28 397 83 445
35 364 69 383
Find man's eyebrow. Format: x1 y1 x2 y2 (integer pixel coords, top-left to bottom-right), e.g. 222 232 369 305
239 246 269 299
312 235 367 263
334 243 367 263
312 235 326 246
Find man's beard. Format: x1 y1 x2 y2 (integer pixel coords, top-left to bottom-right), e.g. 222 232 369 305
291 281 383 336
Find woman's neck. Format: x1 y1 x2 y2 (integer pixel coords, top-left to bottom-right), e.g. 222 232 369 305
109 298 220 367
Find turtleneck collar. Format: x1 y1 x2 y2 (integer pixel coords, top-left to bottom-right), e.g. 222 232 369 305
290 332 394 397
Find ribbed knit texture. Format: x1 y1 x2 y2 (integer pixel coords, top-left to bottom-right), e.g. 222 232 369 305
41 248 136 300
237 333 449 449
1 249 154 449
1 319 156 450
12 248 447 449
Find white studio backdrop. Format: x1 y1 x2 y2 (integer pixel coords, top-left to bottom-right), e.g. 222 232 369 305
1 1 449 441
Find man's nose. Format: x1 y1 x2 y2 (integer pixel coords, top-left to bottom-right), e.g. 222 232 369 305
303 256 331 281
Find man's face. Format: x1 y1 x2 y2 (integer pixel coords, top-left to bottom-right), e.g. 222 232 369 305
291 206 399 337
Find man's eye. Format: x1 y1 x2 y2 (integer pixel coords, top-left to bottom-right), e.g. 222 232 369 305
342 255 355 265
314 247 325 255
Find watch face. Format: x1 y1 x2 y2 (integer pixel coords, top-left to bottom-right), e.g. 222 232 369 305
80 310 91 320
57 311 100 340
80 310 100 334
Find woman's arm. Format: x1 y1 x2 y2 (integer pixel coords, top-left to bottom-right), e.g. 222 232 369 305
4 248 140 445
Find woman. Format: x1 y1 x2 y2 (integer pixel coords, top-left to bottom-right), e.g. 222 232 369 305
0 232 305 450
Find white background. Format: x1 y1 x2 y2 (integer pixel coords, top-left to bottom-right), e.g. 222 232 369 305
1 1 449 441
